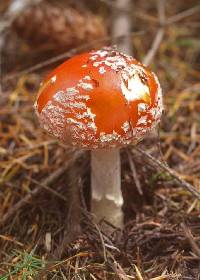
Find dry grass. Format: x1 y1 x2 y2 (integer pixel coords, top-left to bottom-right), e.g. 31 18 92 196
0 0 200 279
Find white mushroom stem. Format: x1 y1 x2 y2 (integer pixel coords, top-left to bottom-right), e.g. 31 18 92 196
91 149 123 227
91 0 132 228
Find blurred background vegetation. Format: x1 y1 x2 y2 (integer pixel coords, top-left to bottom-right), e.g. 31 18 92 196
0 0 200 279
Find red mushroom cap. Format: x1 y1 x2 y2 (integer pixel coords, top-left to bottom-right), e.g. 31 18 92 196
34 48 163 149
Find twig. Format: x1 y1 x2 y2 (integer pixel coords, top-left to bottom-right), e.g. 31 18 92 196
93 222 108 263
1 140 58 157
133 147 200 200
143 28 164 66
107 251 130 280
143 0 166 66
143 3 200 66
126 150 143 195
134 264 144 280
0 152 82 226
150 274 181 280
25 175 67 201
181 223 200 258
100 0 200 26
166 5 200 25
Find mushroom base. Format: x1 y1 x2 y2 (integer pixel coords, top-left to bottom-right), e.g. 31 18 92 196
91 148 123 228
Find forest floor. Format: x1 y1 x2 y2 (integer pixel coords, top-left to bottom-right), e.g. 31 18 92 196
0 0 200 279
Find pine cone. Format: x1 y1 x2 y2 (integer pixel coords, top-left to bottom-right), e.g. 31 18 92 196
12 2 107 52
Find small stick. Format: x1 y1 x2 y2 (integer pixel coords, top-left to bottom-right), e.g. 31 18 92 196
126 150 143 195
143 0 166 66
134 147 200 200
166 5 200 25
25 175 66 201
181 223 200 258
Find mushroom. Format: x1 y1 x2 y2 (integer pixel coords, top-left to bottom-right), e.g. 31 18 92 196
34 48 163 228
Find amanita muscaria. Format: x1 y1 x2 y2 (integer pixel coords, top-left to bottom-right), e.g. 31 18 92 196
34 48 163 227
